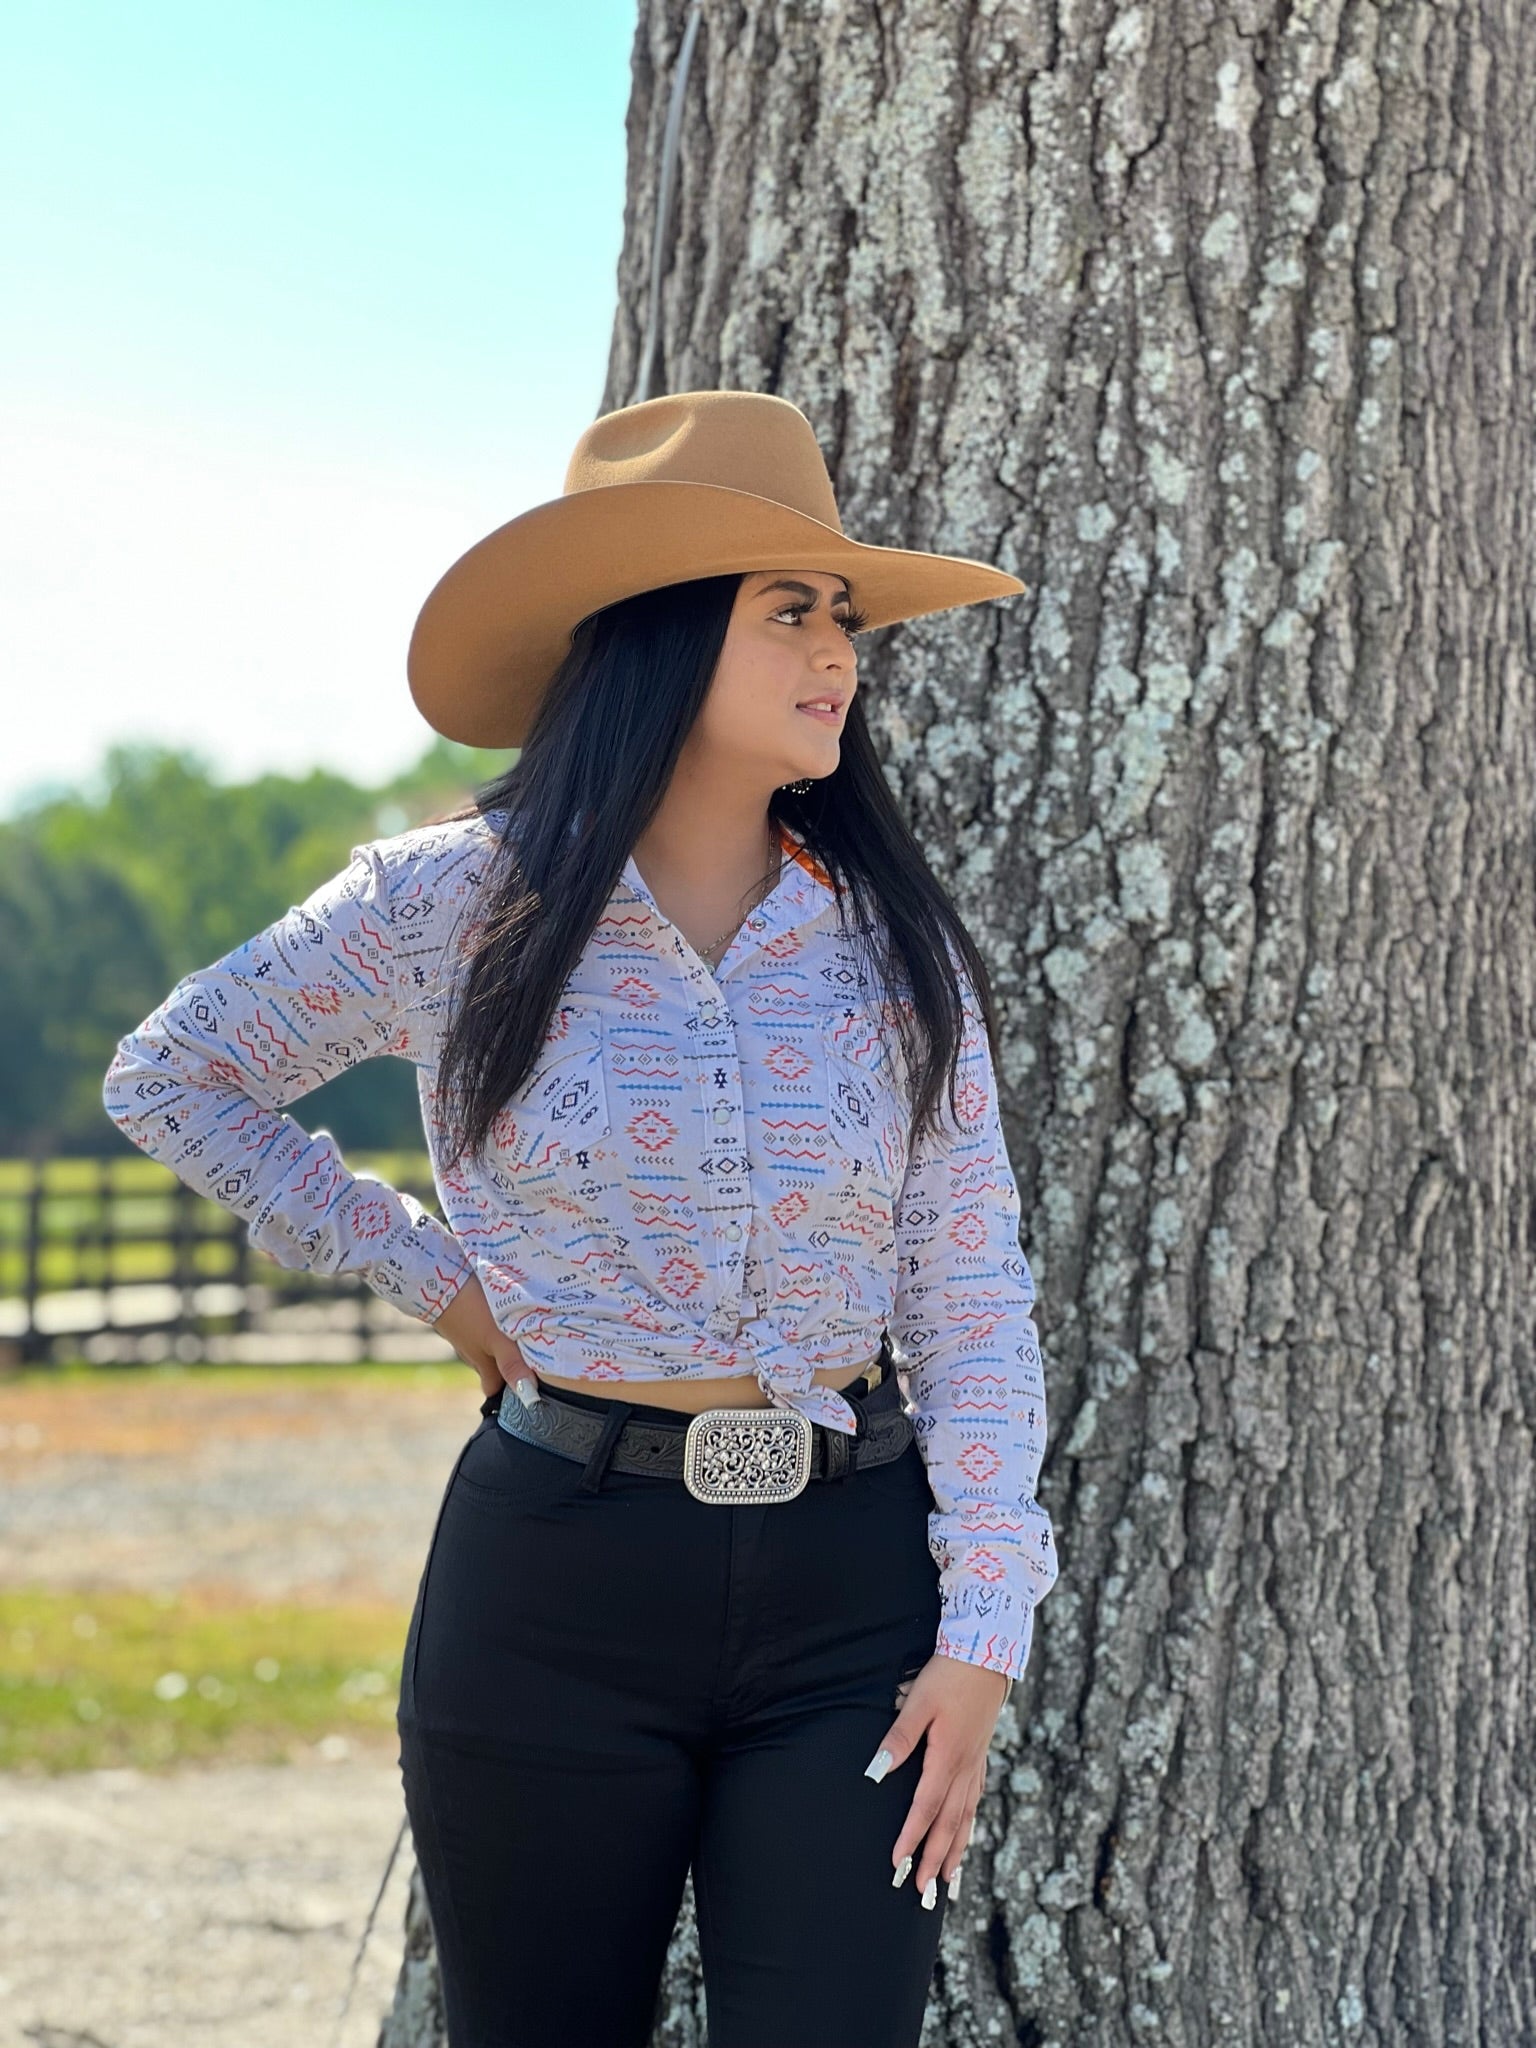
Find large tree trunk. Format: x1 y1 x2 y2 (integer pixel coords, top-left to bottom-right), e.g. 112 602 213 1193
385 0 1536 2040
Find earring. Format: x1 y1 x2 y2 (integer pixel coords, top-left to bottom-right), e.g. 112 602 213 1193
779 777 814 795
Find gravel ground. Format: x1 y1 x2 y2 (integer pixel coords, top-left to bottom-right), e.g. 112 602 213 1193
0 1754 415 2048
0 1371 481 1606
0 1368 487 2048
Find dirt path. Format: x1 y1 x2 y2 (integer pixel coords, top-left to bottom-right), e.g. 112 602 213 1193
0 1370 480 1606
0 1754 414 2048
0 1368 487 2047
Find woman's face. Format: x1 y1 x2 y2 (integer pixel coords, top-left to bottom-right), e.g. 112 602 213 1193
687 568 862 793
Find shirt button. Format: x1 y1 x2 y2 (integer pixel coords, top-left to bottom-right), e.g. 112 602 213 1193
724 1223 742 1241
713 1106 731 1123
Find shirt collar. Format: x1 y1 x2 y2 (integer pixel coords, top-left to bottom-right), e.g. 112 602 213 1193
618 818 835 950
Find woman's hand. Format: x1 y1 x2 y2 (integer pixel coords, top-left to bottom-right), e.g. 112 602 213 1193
433 1276 533 1402
865 1653 1011 1905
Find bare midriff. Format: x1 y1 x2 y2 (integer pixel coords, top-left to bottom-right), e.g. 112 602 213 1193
529 1350 882 1415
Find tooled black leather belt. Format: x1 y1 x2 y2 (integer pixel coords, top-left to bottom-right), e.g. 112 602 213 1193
490 1334 914 1500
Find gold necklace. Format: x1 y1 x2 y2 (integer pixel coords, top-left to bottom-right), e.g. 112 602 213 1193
699 821 783 967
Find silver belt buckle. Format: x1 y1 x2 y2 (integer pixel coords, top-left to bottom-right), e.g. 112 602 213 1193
682 1406 814 1504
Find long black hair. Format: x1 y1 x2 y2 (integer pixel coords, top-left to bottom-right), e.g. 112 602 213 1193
430 571 1002 1176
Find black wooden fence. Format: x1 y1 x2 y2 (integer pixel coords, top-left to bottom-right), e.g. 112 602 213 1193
0 1154 453 1368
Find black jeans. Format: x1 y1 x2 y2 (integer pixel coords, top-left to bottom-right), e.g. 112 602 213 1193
396 1373 947 2047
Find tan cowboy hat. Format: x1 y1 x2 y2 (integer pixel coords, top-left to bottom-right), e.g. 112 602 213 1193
406 388 1027 749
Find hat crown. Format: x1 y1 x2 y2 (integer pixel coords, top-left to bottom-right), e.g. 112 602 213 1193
563 389 845 535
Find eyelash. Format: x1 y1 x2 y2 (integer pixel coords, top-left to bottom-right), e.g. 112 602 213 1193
775 601 871 639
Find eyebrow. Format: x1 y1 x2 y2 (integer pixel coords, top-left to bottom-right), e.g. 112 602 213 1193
754 577 854 607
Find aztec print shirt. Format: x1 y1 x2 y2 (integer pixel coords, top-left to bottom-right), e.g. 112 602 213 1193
102 807 1058 1681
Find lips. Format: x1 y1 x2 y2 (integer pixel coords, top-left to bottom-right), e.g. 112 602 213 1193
796 692 846 720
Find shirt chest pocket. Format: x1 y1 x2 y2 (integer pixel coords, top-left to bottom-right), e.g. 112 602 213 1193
823 1008 909 1188
494 1008 613 1176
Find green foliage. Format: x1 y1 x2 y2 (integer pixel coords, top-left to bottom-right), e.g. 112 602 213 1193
1 738 516 1158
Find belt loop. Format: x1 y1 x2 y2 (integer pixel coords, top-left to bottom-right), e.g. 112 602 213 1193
829 1387 871 1482
848 1395 869 1476
577 1400 633 1493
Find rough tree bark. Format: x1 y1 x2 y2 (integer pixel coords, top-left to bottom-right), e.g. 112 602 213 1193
384 0 1536 2040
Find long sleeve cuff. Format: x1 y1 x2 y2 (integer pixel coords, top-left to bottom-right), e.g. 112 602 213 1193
353 1187 477 1326
928 1486 1059 1682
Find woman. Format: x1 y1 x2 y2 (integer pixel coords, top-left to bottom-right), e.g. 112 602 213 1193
102 389 1059 2047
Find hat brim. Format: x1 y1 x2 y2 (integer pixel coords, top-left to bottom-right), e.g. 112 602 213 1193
406 479 1026 749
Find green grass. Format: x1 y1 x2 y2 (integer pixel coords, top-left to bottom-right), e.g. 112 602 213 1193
2 1228 242 1294
0 1358 469 1393
0 1588 413 1774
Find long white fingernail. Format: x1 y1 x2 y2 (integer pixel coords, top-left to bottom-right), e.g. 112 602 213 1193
921 1877 938 1910
515 1377 542 1407
947 1866 963 1902
891 1854 913 1888
864 1747 894 1782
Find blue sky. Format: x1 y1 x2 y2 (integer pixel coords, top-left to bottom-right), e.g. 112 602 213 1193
1 0 638 817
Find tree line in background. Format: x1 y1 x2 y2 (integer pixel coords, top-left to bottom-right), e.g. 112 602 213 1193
0 737 513 1159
